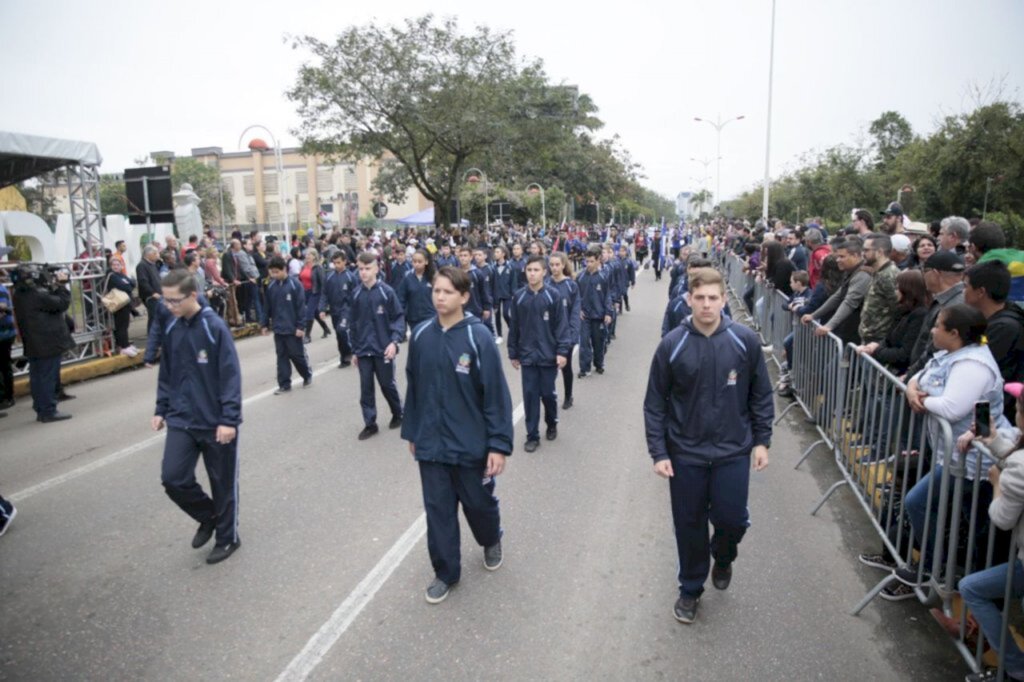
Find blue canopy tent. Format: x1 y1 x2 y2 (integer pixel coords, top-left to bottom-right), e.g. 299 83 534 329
396 206 469 228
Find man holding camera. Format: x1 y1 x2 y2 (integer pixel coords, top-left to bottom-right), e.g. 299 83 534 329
12 265 76 422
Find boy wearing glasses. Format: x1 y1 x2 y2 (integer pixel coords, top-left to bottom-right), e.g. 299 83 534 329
152 269 243 564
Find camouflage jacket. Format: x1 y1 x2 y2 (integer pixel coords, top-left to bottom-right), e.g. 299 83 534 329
858 260 900 343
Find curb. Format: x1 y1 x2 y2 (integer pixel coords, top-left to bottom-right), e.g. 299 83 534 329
12 324 261 397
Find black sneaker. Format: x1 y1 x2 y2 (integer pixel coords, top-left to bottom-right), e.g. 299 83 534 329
0 505 17 537
595 367 605 375
524 439 540 453
711 562 732 590
425 577 454 604
673 595 700 624
56 392 76 401
545 426 557 441
577 371 591 379
484 541 503 571
0 399 13 410
358 424 379 440
302 375 313 388
858 553 897 572
894 565 929 586
562 396 573 410
206 541 240 564
191 520 216 549
274 386 291 395
965 669 1024 682
39 411 72 423
388 415 403 430
340 358 352 367
879 581 916 601
322 329 331 339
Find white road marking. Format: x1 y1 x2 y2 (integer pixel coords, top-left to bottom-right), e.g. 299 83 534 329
275 400 527 682
9 359 341 503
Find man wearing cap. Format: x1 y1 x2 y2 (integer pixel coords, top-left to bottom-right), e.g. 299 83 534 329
890 234 913 270
903 250 967 381
880 202 906 236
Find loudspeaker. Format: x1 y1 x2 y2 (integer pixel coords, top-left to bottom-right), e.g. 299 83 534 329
124 166 174 225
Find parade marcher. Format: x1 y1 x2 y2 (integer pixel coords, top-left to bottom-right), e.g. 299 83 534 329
576 246 613 377
509 242 527 293
601 243 624 341
491 245 514 342
473 246 497 335
402 266 514 604
396 248 436 334
508 255 572 452
299 249 331 344
547 252 580 409
151 269 243 564
388 248 412 289
0 273 18 411
346 252 405 441
261 256 312 395
456 246 492 324
0 493 15 536
618 243 637 312
643 267 773 624
318 250 357 367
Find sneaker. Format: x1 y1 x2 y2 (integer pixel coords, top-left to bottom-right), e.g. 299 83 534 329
761 344 774 353
120 346 138 357
358 424 379 440
0 399 14 410
425 577 454 604
545 426 557 441
0 505 17 537
39 411 72 423
524 439 540 453
673 595 700 624
206 541 241 565
484 541 503 571
595 367 605 375
302 375 313 388
274 386 291 395
577 371 591 379
879 581 916 601
857 553 898 572
495 337 503 345
562 396 574 410
191 520 216 549
894 565 929 586
711 562 732 590
965 669 1024 682
777 385 795 399
388 415 403 430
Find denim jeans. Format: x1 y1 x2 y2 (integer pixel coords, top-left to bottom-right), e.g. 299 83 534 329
959 559 1024 677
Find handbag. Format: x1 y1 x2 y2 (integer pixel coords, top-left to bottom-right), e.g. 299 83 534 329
101 275 131 313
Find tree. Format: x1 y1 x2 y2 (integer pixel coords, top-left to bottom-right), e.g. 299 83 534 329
869 111 913 167
99 174 129 217
168 157 235 227
288 15 584 229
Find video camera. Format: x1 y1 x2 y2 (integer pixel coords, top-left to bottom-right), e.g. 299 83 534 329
11 263 70 289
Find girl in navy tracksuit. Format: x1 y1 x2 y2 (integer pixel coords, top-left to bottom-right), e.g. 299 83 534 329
402 266 514 602
396 249 436 334
491 246 514 339
547 252 581 409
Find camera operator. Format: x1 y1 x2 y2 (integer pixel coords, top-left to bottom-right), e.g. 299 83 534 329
12 264 76 422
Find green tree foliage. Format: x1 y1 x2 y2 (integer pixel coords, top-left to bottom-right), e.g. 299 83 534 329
99 174 129 217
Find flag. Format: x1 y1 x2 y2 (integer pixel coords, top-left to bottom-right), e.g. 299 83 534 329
980 249 1024 303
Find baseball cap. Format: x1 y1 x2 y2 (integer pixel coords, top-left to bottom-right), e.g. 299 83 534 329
922 250 965 273
890 234 912 253
882 202 904 216
1006 382 1023 399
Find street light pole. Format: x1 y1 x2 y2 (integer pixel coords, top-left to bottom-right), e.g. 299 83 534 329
762 0 777 221
463 167 488 227
238 124 289 245
694 115 745 211
526 183 546 230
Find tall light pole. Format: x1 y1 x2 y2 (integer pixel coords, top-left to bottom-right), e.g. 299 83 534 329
694 114 745 211
762 0 777 221
237 124 289 245
463 167 488 227
526 183 546 230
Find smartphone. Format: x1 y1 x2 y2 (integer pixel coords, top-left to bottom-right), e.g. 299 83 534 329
975 401 991 438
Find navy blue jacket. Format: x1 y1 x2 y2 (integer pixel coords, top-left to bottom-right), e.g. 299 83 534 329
396 271 435 327
620 256 637 288
668 262 688 298
508 257 526 292
548 277 581 345
603 260 625 301
661 296 733 337
464 267 492 318
643 316 773 464
319 268 358 319
576 269 613 320
476 262 495 307
388 259 411 289
492 261 514 300
156 306 242 430
144 290 211 364
262 276 307 335
507 284 572 366
434 253 458 269
345 281 405 356
402 315 514 465
796 282 829 317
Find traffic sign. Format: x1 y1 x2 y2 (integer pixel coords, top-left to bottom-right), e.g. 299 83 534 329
373 202 388 219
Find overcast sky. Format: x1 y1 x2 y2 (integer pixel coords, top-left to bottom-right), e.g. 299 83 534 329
2 0 1022 203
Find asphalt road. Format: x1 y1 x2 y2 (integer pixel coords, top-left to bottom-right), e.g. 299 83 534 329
0 269 966 681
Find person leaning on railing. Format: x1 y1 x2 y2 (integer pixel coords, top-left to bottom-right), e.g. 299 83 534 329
855 269 930 376
882 304 1009 600
954 381 1024 682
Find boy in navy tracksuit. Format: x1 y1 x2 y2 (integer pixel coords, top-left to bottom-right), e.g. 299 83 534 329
508 243 526 293
618 244 637 312
388 249 411 289
402 266 514 604
319 250 357 367
473 247 497 335
508 255 572 452
576 247 613 376
346 252 405 440
643 268 773 624
457 246 493 325
601 244 624 340
491 245 514 340
261 256 312 393
152 269 243 564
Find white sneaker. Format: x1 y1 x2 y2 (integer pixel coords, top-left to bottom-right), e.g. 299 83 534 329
121 346 138 358
495 337 503 345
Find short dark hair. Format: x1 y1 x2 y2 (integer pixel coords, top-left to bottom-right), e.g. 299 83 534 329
939 303 987 345
791 271 810 287
268 256 287 271
525 254 547 269
115 239 125 249
969 222 1006 254
867 234 892 254
965 260 1011 303
435 265 470 294
854 210 875 231
356 252 377 266
835 235 863 254
183 251 199 268
687 256 712 269
162 268 196 295
331 250 347 261
585 246 602 260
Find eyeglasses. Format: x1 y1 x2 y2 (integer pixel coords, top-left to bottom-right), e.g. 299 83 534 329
162 296 188 306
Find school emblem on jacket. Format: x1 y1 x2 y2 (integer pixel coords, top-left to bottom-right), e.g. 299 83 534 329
197 349 209 364
286 293 291 301
727 369 737 386
596 284 601 291
543 310 549 321
456 353 471 374
376 304 384 315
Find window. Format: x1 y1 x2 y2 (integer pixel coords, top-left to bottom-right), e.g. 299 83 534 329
295 171 308 194
343 165 357 191
244 205 257 223
262 172 278 195
243 174 255 197
298 200 310 217
317 168 334 191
